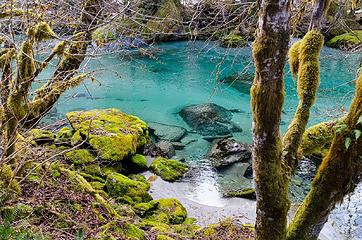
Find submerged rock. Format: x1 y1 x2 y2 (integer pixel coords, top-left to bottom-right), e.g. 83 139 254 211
66 109 149 162
149 157 188 182
219 72 254 94
148 122 187 142
179 103 240 137
207 138 251 169
155 141 176 158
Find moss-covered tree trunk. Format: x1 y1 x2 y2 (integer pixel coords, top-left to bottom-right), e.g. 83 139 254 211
287 74 362 240
251 0 291 239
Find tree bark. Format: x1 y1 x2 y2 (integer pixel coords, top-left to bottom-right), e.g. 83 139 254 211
251 0 291 239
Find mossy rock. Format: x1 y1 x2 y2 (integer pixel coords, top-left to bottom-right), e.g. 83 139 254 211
105 172 152 204
55 127 73 145
220 34 247 48
136 198 187 224
97 221 145 240
223 188 256 200
65 149 96 165
127 154 149 172
326 30 362 49
149 157 188 182
66 109 149 162
28 129 54 145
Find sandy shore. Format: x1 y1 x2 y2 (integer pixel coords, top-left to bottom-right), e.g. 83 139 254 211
144 171 343 240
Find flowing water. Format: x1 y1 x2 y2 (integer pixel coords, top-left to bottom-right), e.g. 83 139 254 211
40 40 360 239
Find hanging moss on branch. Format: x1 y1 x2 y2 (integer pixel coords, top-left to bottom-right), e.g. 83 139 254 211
283 31 324 171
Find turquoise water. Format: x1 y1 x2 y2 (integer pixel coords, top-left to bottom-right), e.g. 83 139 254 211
39 40 360 239
45 40 358 139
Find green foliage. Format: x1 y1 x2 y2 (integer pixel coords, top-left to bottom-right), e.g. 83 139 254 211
0 224 47 240
149 157 188 182
28 129 54 145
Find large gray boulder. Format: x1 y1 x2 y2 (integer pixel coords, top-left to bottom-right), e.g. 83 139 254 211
207 138 251 169
179 103 241 137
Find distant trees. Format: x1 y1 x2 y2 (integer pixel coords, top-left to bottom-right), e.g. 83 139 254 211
251 0 361 239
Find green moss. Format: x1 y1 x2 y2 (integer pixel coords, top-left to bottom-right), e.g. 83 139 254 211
128 154 148 172
105 172 152 204
65 149 96 165
124 223 145 240
299 120 337 156
0 203 33 223
220 34 247 48
66 109 149 162
70 130 83 146
141 198 187 224
0 164 21 204
134 201 159 217
149 157 188 182
55 127 73 145
288 40 301 77
156 235 174 240
90 181 105 190
97 221 145 240
223 188 256 200
28 129 54 145
326 30 362 49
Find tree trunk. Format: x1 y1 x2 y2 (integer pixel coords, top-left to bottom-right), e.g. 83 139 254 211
251 0 291 239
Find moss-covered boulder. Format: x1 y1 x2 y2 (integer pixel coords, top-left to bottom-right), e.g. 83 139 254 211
66 109 149 162
105 172 152 204
65 149 96 165
127 154 149 172
28 129 54 145
326 30 362 49
135 198 187 224
149 157 188 182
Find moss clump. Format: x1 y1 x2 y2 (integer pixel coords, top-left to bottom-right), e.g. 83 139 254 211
326 30 362 49
66 109 149 162
0 164 21 204
0 203 33 223
220 34 247 48
223 188 256 200
65 149 96 165
97 221 145 240
288 40 302 78
55 127 73 145
105 172 152 204
299 120 337 156
70 130 83 146
156 235 174 240
149 157 188 182
28 129 54 145
128 154 148 172
139 198 187 225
